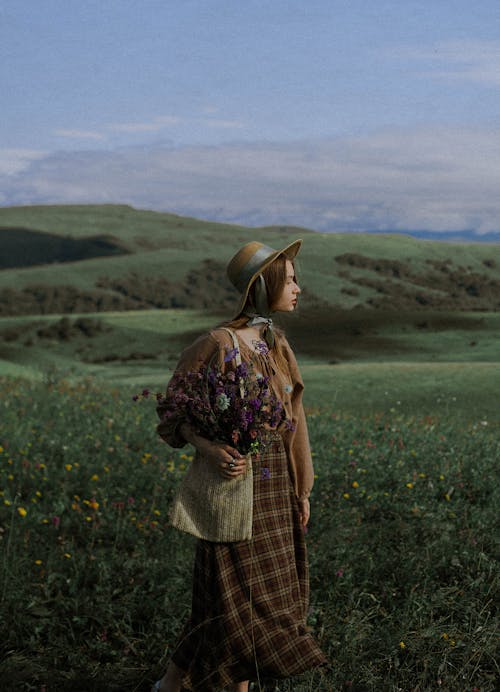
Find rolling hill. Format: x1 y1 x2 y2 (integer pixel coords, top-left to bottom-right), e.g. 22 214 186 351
0 204 499 316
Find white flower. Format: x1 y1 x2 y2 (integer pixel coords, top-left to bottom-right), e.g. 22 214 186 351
215 393 231 411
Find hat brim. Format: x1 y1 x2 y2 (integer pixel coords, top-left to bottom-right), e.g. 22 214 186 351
233 239 302 317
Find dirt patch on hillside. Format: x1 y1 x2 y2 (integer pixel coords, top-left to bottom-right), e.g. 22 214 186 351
0 227 129 269
335 253 500 311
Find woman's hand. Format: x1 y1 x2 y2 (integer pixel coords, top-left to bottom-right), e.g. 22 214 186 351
179 424 246 479
298 498 310 528
198 439 247 479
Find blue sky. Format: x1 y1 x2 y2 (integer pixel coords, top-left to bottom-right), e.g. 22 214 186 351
1 0 500 233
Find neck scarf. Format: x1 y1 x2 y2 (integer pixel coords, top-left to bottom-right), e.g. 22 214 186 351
244 313 275 349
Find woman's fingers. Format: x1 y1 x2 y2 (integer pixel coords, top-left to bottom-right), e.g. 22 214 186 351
298 498 310 526
219 450 246 478
202 441 246 478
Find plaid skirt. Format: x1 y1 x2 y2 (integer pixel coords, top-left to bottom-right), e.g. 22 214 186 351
171 436 327 690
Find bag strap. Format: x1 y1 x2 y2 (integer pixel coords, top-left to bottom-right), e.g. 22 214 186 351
218 327 245 397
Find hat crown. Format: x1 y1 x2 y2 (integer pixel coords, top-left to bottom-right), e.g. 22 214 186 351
226 241 278 292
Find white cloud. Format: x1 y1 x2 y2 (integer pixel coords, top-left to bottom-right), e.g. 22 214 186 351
0 148 48 176
2 126 500 233
54 129 106 140
206 119 245 130
109 116 182 133
407 39 500 87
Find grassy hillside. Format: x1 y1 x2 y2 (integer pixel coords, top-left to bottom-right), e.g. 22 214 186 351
0 204 499 314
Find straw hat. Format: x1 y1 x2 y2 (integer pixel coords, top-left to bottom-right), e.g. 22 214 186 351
226 239 302 316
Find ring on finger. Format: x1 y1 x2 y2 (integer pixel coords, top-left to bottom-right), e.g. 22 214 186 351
227 460 236 469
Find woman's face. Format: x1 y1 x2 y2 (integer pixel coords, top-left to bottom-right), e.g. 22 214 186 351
272 259 301 312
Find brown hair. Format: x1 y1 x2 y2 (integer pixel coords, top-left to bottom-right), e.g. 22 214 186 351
221 253 295 376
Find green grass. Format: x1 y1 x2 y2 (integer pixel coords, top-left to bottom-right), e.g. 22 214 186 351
0 376 498 690
301 361 500 421
1 308 499 424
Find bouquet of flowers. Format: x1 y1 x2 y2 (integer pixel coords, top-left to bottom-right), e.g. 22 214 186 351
153 346 292 455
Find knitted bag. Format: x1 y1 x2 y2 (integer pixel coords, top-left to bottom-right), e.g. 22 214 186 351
168 328 253 542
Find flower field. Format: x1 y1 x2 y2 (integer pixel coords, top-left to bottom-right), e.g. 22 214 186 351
0 375 498 691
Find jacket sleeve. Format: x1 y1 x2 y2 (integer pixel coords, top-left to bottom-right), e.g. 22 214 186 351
156 330 231 448
281 338 315 501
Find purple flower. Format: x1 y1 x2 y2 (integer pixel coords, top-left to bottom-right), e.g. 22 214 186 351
235 362 249 378
254 340 269 355
224 347 239 363
261 467 271 480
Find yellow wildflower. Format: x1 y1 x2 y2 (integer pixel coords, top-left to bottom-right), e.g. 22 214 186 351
399 641 406 649
352 481 359 488
90 474 99 481
343 493 350 500
35 559 42 566
64 553 72 559
406 482 414 489
17 507 27 517
65 464 72 471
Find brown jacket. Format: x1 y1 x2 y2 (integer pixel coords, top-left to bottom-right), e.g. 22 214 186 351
157 328 314 501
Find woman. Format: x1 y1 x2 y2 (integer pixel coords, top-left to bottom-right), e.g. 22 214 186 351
153 240 327 691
